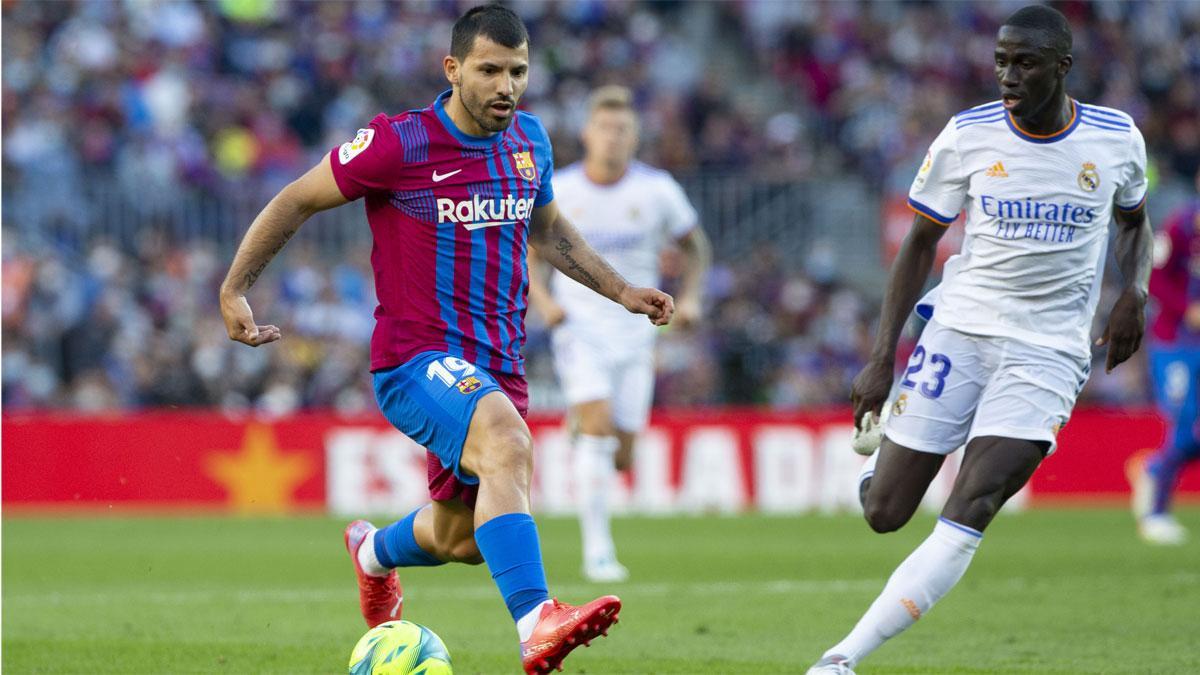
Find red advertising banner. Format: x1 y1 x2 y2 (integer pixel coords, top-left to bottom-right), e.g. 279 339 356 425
3 408 1196 513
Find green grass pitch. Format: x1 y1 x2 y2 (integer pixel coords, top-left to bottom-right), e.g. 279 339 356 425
4 509 1199 674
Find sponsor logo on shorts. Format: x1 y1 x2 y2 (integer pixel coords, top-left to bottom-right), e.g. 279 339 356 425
338 128 374 164
456 376 482 394
1077 161 1099 192
892 393 908 417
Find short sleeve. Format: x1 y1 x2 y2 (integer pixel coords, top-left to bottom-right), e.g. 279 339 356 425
533 120 555 207
660 175 699 238
1115 125 1148 212
907 119 967 225
328 113 402 201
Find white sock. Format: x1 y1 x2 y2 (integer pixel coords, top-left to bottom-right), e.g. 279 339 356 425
357 529 390 577
574 433 620 565
823 518 982 666
517 599 554 642
859 449 879 489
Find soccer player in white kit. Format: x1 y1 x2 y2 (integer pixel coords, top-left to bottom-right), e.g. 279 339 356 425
528 86 711 582
808 6 1152 673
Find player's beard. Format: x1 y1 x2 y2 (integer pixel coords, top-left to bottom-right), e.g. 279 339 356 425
462 88 515 133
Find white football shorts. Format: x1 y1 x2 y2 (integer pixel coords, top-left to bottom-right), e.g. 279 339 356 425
551 327 655 432
883 318 1090 455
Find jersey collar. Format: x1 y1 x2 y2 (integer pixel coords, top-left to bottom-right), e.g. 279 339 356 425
1005 99 1080 144
433 89 507 148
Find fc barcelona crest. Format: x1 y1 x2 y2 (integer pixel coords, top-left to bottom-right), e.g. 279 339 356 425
513 151 537 182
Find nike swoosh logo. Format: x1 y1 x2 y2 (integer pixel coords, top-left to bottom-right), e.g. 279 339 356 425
432 169 463 182
390 594 403 617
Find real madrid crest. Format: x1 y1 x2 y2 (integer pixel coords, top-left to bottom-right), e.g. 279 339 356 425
513 151 537 183
1077 161 1099 192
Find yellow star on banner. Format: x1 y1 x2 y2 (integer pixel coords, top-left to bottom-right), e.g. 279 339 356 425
204 424 315 514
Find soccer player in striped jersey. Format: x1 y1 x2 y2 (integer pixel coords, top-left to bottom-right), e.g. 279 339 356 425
1129 169 1200 545
808 6 1152 673
218 7 673 674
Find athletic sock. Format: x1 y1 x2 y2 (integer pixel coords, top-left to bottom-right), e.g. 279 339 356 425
575 434 620 565
516 599 554 642
823 517 982 666
356 530 390 576
1147 445 1200 515
374 507 444 569
858 449 879 507
475 513 552 633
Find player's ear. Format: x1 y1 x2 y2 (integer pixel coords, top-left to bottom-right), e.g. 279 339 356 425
443 55 461 88
1057 53 1072 78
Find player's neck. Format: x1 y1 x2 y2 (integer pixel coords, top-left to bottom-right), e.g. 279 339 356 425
583 159 629 186
445 91 497 139
1013 92 1074 136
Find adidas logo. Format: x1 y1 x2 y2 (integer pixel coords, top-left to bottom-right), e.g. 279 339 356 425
985 161 1008 178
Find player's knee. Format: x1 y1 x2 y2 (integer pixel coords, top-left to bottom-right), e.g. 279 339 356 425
943 479 1007 530
473 426 533 480
863 497 912 533
614 442 634 471
942 493 1002 531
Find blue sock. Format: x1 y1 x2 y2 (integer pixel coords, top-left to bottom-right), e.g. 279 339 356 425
474 513 551 622
375 508 443 568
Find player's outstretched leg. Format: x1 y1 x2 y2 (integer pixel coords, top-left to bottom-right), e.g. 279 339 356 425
809 436 1042 673
462 392 621 675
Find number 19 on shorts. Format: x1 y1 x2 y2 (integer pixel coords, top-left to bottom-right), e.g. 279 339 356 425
426 356 476 387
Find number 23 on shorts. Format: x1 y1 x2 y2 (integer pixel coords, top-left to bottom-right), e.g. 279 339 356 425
899 346 953 399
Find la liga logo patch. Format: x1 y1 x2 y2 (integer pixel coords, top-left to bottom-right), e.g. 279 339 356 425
339 128 374 165
513 151 536 182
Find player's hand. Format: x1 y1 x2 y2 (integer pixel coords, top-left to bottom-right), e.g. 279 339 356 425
619 286 675 326
220 292 281 347
673 296 702 330
851 358 894 431
1096 286 1146 373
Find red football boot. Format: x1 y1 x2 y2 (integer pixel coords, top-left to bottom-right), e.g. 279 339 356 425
343 520 403 628
520 596 621 674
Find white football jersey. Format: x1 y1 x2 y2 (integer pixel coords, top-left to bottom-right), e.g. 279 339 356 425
550 161 698 351
910 99 1148 359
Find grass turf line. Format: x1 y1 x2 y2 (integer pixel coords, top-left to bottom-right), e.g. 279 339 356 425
3 509 1198 674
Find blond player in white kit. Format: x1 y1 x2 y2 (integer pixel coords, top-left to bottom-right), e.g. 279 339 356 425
529 86 710 582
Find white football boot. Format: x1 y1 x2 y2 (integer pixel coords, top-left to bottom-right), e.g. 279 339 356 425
583 556 629 583
1138 513 1188 546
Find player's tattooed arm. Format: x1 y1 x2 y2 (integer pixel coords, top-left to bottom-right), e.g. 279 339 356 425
530 201 675 326
851 214 948 428
219 153 349 347
1098 203 1153 372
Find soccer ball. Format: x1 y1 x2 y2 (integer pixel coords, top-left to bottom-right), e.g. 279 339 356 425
348 620 453 675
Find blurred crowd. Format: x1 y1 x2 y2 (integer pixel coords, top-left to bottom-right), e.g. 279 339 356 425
3 0 1198 413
